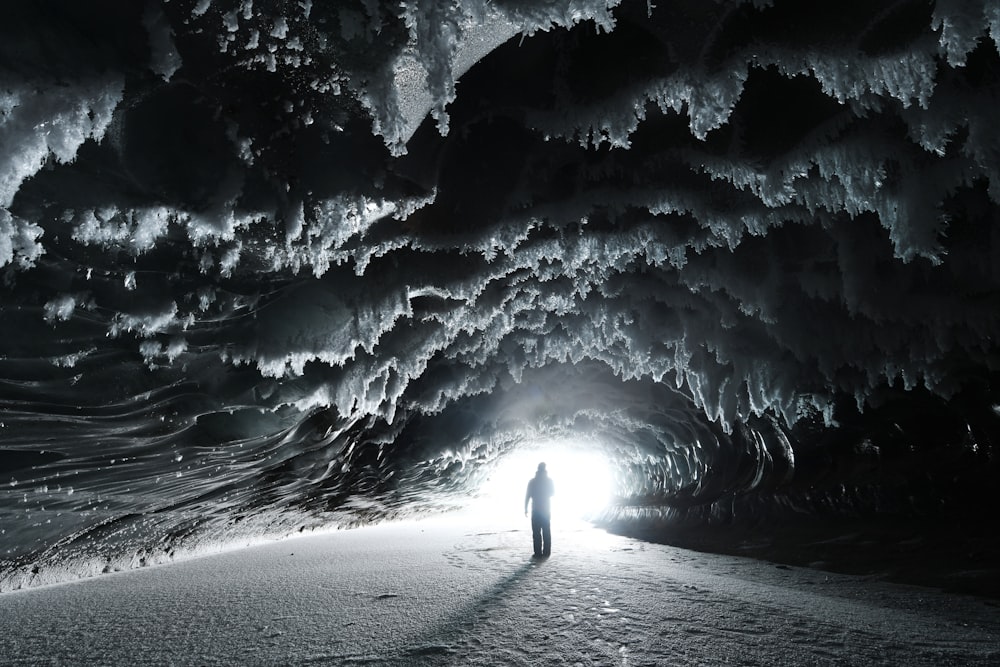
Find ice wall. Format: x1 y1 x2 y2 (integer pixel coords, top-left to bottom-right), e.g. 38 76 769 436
2 0 999 590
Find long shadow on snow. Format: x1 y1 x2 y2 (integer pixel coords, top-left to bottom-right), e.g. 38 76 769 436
397 557 546 663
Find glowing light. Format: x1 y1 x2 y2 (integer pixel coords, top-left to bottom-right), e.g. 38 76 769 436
468 439 615 522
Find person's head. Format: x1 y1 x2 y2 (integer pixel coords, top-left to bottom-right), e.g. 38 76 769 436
536 462 547 477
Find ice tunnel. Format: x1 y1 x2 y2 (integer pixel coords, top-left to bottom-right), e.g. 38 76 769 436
2 0 1000 593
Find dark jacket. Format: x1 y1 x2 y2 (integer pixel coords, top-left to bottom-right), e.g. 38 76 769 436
525 474 554 516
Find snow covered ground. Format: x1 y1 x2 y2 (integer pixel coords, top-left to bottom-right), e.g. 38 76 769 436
2 514 998 666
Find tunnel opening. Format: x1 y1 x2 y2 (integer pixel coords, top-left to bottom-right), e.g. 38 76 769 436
465 437 617 524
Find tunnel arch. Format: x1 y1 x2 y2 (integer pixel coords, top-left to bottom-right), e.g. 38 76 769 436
2 0 1000 591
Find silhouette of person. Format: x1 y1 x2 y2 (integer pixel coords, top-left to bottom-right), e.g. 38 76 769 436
524 462 555 557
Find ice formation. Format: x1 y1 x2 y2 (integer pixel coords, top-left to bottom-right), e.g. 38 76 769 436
2 0 999 590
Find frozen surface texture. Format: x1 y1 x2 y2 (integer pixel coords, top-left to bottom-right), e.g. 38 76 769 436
1 517 998 666
2 0 1000 591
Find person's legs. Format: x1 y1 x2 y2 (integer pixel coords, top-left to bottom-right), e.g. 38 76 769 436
541 515 551 556
530 512 542 556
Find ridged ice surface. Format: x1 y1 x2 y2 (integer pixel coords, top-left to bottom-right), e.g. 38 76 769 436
2 0 1000 590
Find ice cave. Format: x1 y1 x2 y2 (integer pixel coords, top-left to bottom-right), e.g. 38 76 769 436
2 0 1000 663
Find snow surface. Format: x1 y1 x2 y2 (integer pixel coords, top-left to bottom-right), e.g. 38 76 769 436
2 515 997 666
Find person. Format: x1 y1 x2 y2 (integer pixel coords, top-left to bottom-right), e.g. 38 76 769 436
524 462 555 557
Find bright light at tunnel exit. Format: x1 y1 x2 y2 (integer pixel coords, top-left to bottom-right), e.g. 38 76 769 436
468 441 615 522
